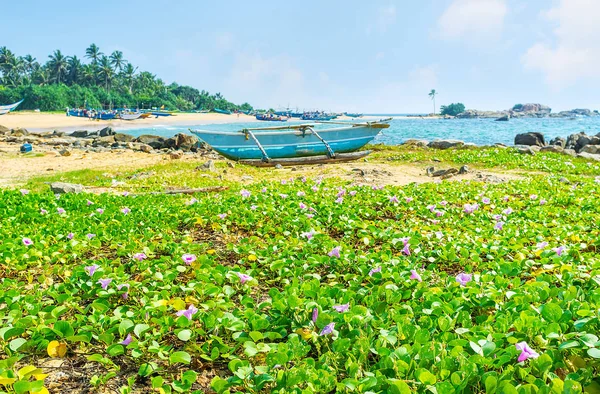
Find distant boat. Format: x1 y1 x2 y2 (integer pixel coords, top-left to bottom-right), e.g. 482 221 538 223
190 118 391 162
0 99 24 112
213 108 231 115
345 112 363 118
67 109 116 120
256 114 288 122
151 111 173 117
120 112 142 120
302 114 334 121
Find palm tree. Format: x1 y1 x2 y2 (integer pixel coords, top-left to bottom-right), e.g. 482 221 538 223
67 56 82 85
121 62 137 94
428 89 438 114
22 55 37 80
85 43 103 65
109 50 125 72
47 50 68 84
98 55 114 91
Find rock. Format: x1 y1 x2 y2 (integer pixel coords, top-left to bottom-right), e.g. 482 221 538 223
275 164 283 169
581 145 600 154
549 137 566 148
99 127 116 137
50 182 84 194
476 173 506 183
11 127 29 136
135 135 165 149
566 132 587 151
69 130 89 138
494 143 508 148
59 149 71 157
426 167 435 177
241 175 254 181
175 133 199 151
428 140 465 149
495 115 510 121
512 103 552 116
559 177 571 184
432 168 458 177
138 144 153 153
72 139 90 147
44 138 74 146
199 160 216 172
516 146 535 155
459 165 469 174
456 109 508 119
227 162 235 168
562 148 577 157
92 135 116 147
169 151 183 159
0 125 10 135
577 152 600 161
540 145 564 153
403 139 429 147
114 133 135 143
515 132 545 146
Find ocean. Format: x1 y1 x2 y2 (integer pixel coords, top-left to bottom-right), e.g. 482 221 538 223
118 116 600 146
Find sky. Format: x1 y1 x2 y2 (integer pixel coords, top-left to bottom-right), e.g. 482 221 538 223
3 0 600 113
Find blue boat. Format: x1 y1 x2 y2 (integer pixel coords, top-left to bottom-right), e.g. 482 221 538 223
190 119 391 163
67 109 116 120
150 111 173 117
213 108 231 115
0 99 24 112
345 113 363 118
256 113 288 122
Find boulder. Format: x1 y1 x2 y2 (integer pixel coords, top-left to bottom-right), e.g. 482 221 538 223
175 133 199 151
11 128 29 137
0 125 10 135
69 130 89 138
495 115 510 121
169 151 184 159
549 137 566 148
403 139 429 147
93 135 116 147
52 130 65 137
198 160 216 172
540 145 564 153
164 137 178 149
138 144 153 153
99 127 116 137
562 149 577 157
581 145 600 154
459 165 469 174
44 138 74 146
59 149 71 157
514 132 545 147
565 132 589 151
50 182 84 194
516 146 535 155
114 133 135 143
577 152 600 162
135 135 165 149
427 140 465 149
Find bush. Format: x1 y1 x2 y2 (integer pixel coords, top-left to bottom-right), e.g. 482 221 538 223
440 103 465 116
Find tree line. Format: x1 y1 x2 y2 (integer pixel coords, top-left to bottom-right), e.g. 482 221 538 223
0 44 252 112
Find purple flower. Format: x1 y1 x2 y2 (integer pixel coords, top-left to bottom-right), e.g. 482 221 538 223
435 210 444 217
332 303 350 313
389 196 400 204
86 233 96 239
540 199 547 205
328 246 341 258
306 213 314 219
427 204 436 212
176 305 198 320
400 237 410 245
250 205 257 210
435 231 443 239
440 200 448 206
20 189 29 195
182 254 197 265
281 180 287 185
369 266 382 276
536 241 548 250
516 342 539 362
22 237 33 246
121 207 131 215
492 214 503 221
301 176 307 183
311 186 318 192
280 194 288 199
67 232 74 240
186 198 198 205
503 207 513 215
116 283 130 291
98 278 112 290
410 270 422 282
218 213 227 219
85 264 99 276
455 273 472 286
319 323 335 336
96 208 104 214
57 207 66 214
503 195 510 202
40 208 48 215
235 272 253 284
402 243 411 256
297 191 306 197
299 202 307 209
312 308 318 323
335 197 343 204
301 230 316 240
349 190 357 196
133 253 147 261
553 246 565 256
337 189 346 198
240 189 251 198
494 221 504 230
87 200 94 206
120 334 133 346
464 203 479 214
261 187 267 193
122 191 129 197
405 197 413 203
482 197 491 204
530 194 538 200
432 219 440 224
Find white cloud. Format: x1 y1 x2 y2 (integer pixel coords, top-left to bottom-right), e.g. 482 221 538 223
522 0 600 89
367 4 397 35
438 0 507 40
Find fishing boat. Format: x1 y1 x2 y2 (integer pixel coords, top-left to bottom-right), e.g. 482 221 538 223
345 112 363 118
256 113 288 122
139 113 153 119
120 112 142 120
190 118 391 166
150 111 173 117
0 99 24 112
67 109 116 120
0 109 9 116
213 108 231 115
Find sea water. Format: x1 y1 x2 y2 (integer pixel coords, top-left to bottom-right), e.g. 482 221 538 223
118 116 600 146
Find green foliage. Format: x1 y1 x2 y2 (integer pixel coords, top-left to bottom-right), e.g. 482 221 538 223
440 102 466 116
0 44 251 111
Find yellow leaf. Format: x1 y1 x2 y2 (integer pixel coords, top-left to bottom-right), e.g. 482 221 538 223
153 300 168 307
47 341 67 358
185 296 199 305
170 298 186 311
18 365 42 379
0 377 17 385
295 328 313 340
34 373 49 381
248 255 257 261
207 249 216 255
194 217 204 225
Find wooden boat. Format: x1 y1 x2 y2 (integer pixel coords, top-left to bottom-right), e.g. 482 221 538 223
256 114 288 122
120 112 142 120
213 108 231 115
0 99 24 112
190 118 391 162
151 111 173 117
240 150 371 167
139 113 152 119
345 112 363 118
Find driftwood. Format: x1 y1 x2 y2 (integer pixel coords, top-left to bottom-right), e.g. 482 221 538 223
239 150 371 167
148 186 229 195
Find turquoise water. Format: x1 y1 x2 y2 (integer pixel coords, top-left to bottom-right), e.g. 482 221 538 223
118 117 600 146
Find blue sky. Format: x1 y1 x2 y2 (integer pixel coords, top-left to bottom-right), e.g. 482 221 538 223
3 0 599 112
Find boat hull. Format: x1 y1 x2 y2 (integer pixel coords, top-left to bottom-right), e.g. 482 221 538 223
0 100 24 112
191 124 381 160
0 109 9 116
120 113 142 120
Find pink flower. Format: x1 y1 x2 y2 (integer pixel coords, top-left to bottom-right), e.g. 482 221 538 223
481 197 490 204
493 214 503 221
427 204 436 212
464 203 479 214
455 273 472 286
86 233 96 239
301 176 307 183
67 232 74 240
410 270 422 282
328 246 341 258
530 194 538 200
280 194 288 199
299 202 307 209
337 189 346 198
120 334 133 346
98 278 112 290
515 342 539 362
281 180 287 185
87 200 94 206
349 190 357 196
369 266 381 276
312 308 318 323
40 208 48 215
332 304 349 313
57 208 66 214
553 246 565 256
235 272 253 284
133 253 147 261
301 230 316 240
117 283 130 299
250 205 257 210
96 208 104 214
494 221 504 230
320 323 335 336
440 200 448 206
85 264 99 276
20 189 29 195
405 197 413 203
536 241 548 250
402 243 411 256
335 197 343 204
186 198 198 205
122 191 129 197
240 189 251 198
261 187 267 193
540 199 547 205
182 254 197 265
435 210 444 217
22 237 33 246
176 305 198 320
297 191 306 197
435 231 443 239
503 207 513 215
389 196 399 204
503 196 510 202
121 207 130 215
218 213 227 219
311 186 319 192
306 213 314 219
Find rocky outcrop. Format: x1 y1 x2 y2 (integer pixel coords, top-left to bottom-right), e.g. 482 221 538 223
514 132 545 147
402 139 429 147
549 137 566 148
0 125 11 135
99 127 116 137
565 132 600 152
581 145 600 154
456 109 508 119
511 104 551 118
69 130 89 138
495 115 509 121
50 182 84 194
114 133 135 143
428 140 465 149
135 135 165 149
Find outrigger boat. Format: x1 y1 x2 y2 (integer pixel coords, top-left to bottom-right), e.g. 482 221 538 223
0 99 24 113
190 118 391 167
213 108 231 115
255 113 288 122
0 109 9 116
120 112 142 120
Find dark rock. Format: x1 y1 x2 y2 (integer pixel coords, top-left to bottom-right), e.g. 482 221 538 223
432 168 458 177
566 132 587 151
227 162 235 168
559 177 571 184
495 115 510 121
175 133 199 151
69 130 89 138
114 133 135 143
581 145 600 154
428 140 465 149
426 167 435 177
59 149 71 157
199 160 216 172
99 127 116 137
52 130 65 137
50 182 84 194
138 144 153 153
514 132 545 146
549 137 566 148
459 165 469 174
93 135 116 147
135 135 165 149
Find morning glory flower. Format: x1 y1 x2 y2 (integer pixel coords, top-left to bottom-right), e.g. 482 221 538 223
280 194 288 199
311 186 319 192
133 253 147 261
332 304 350 313
503 196 510 202
435 210 444 217
301 176 307 183
369 266 382 276
494 221 504 230
96 208 104 214
328 246 341 258
40 208 48 215
98 278 112 290
503 207 513 215
482 197 491 204
261 187 267 193
492 214 503 221
440 200 448 206
301 230 316 240
540 199 547 205
85 264 99 276
22 237 33 246
306 214 314 219
312 308 318 323
435 231 443 239
218 213 227 219
456 273 472 286
410 270 422 282
235 272 253 284
176 305 198 321
536 241 548 250
122 191 129 197
389 196 400 204
405 197 413 203
335 197 343 204
117 283 130 299
427 204 436 212
121 207 131 215
281 180 287 185
186 198 198 205
57 208 66 214
515 342 539 362
402 243 411 256
240 189 251 198
20 189 29 195
120 334 133 346
67 232 74 240
87 200 94 206
553 246 565 256
530 194 538 200
299 202 307 209
86 233 96 239
337 189 346 198
320 323 335 336
297 191 306 197
182 254 197 265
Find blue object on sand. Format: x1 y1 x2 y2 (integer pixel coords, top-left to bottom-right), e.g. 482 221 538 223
20 143 32 153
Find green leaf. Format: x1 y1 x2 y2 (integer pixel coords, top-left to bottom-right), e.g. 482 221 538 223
559 340 580 350
54 321 74 337
169 351 191 364
9 338 27 352
134 324 150 337
138 362 158 377
177 329 192 342
541 303 563 323
485 375 497 394
106 344 125 357
387 379 411 394
415 368 437 385
587 348 600 358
